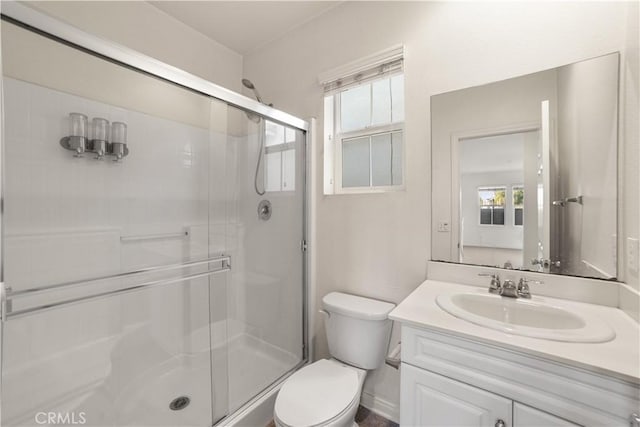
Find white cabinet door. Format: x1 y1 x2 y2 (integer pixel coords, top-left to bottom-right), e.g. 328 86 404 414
401 363 512 427
513 403 581 427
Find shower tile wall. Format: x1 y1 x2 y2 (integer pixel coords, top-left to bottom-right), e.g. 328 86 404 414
1 77 221 426
3 77 211 288
2 77 305 426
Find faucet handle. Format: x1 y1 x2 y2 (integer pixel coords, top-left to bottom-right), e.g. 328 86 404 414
479 273 501 294
517 277 542 298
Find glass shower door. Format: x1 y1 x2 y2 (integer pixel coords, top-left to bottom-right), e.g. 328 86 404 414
0 19 226 427
1 13 308 427
222 106 306 413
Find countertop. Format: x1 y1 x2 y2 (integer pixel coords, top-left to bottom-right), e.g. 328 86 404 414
389 280 640 384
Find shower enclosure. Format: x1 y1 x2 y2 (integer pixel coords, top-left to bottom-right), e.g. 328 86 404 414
0 4 308 426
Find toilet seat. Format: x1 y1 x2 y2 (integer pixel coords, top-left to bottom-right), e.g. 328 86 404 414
274 359 361 427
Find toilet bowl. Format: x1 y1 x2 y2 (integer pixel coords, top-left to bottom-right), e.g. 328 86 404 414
274 359 365 427
274 292 395 427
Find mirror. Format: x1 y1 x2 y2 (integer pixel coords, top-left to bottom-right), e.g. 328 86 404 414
431 53 619 280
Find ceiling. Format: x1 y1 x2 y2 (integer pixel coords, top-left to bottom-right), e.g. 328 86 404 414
460 133 528 174
149 1 339 55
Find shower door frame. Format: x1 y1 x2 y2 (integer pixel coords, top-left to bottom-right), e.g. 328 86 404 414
0 1 312 425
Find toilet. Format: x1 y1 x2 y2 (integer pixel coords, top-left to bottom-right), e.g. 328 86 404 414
274 292 395 427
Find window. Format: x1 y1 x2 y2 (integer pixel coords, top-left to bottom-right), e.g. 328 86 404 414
264 120 296 192
322 46 405 194
478 186 506 225
513 186 524 226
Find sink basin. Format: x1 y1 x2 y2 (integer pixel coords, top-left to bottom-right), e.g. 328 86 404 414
436 293 615 343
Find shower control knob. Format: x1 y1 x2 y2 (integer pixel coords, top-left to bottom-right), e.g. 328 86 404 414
495 419 506 427
258 200 272 221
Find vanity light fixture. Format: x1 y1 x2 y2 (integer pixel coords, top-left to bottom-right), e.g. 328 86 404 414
60 113 130 160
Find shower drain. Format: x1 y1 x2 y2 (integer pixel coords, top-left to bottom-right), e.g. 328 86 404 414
169 396 191 411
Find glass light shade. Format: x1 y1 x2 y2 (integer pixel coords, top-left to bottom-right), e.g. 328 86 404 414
92 117 109 141
69 113 88 138
111 122 127 144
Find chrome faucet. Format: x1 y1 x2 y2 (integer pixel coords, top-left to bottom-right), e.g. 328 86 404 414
500 279 518 298
478 273 542 299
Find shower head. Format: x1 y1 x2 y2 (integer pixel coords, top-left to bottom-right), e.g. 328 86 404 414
242 78 255 90
242 78 264 104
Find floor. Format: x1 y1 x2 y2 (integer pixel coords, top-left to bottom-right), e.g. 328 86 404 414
355 406 399 427
266 405 399 427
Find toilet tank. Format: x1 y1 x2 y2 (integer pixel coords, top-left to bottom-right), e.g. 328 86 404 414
322 292 395 370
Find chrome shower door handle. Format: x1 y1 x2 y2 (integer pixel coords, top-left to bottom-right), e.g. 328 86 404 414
531 258 561 268
553 195 583 207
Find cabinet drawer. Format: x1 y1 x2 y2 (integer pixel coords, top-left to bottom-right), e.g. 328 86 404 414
401 325 638 426
513 403 581 427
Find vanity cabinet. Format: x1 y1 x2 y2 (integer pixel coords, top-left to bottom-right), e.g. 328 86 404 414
401 363 578 427
513 403 579 427
401 363 512 426
399 325 639 427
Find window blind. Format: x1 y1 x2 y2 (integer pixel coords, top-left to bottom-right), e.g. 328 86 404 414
318 45 404 94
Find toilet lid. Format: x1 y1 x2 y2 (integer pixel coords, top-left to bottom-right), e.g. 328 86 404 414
275 360 359 426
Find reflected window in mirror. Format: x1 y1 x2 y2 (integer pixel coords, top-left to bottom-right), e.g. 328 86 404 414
479 187 506 226
513 186 524 226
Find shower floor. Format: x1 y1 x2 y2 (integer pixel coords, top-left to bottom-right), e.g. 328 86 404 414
116 332 298 427
227 333 300 412
3 331 299 427
117 332 298 426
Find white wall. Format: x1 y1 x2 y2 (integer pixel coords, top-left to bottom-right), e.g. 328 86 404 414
23 1 243 92
244 1 639 421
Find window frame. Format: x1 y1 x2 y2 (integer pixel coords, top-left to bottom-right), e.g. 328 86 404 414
328 72 406 194
512 184 524 227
